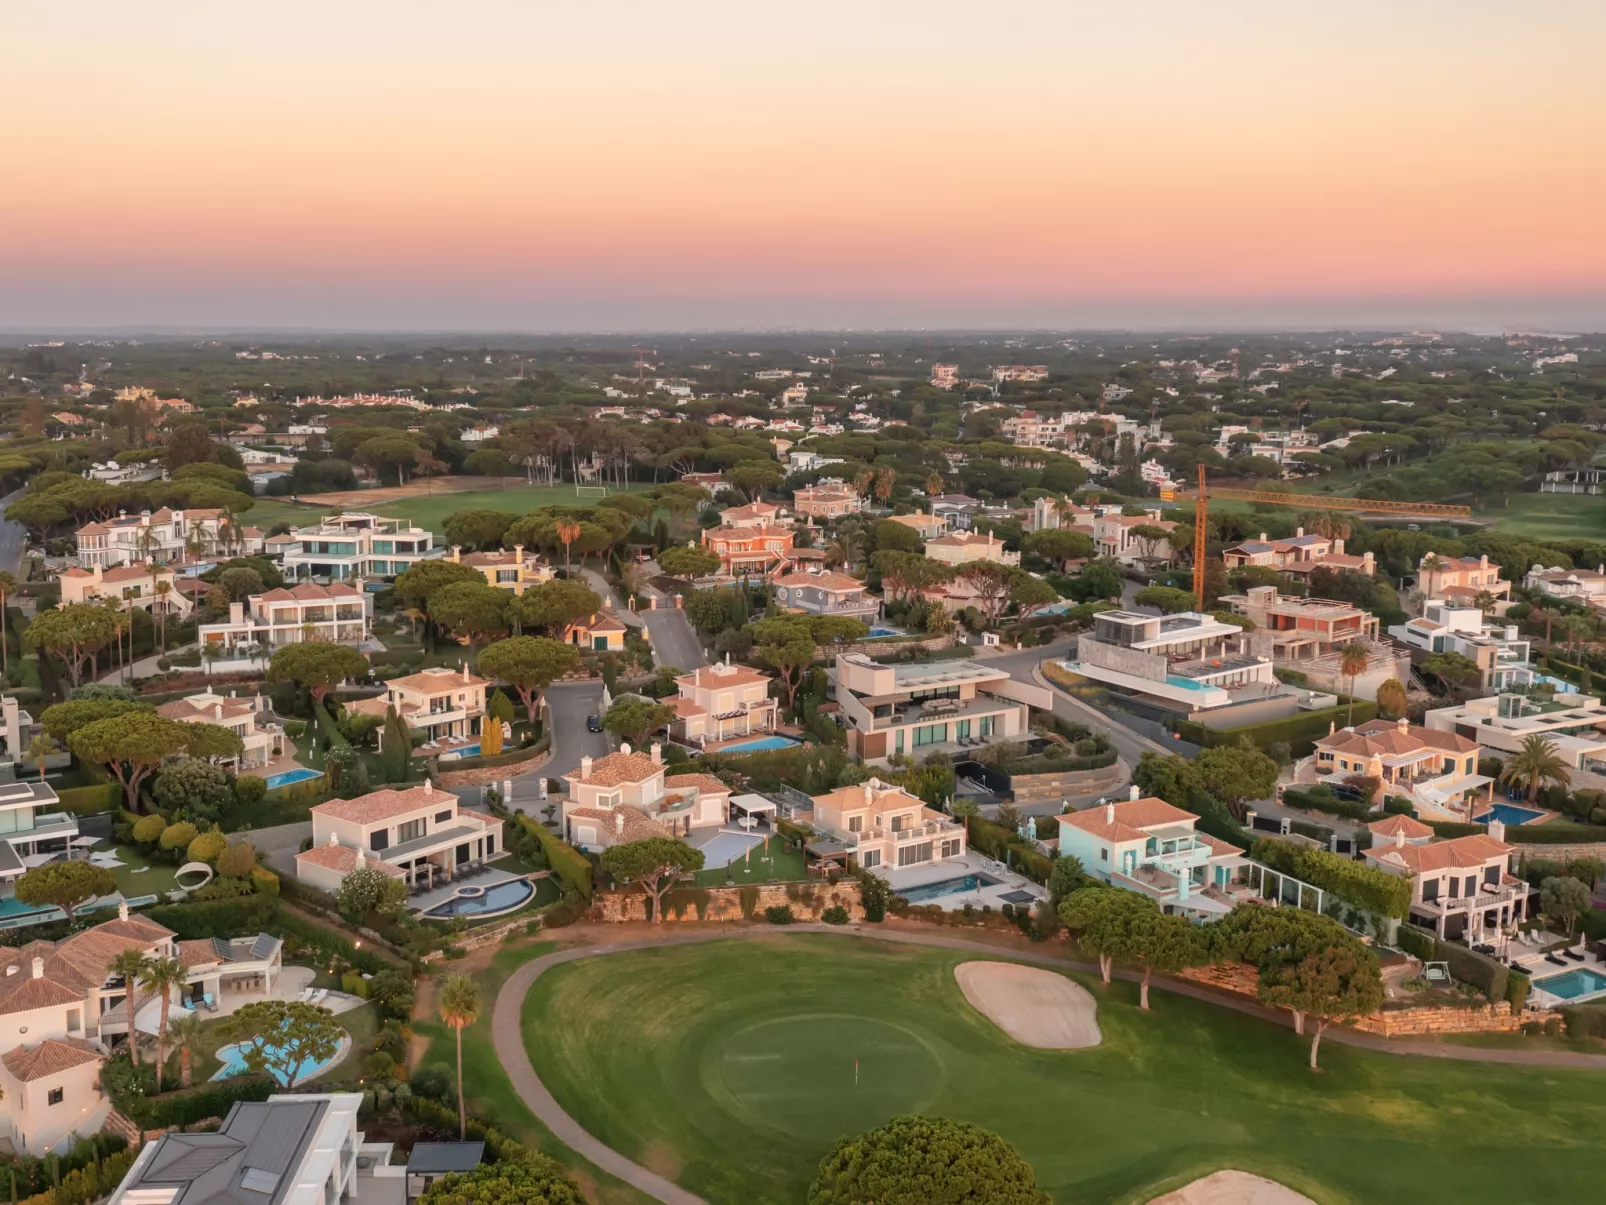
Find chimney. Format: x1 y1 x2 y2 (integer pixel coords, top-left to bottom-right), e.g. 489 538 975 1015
514 543 524 560
462 662 470 683
31 957 43 980
425 777 433 796
118 899 129 922
1259 532 1268 543
1129 784 1140 801
1394 829 1406 848
621 742 632 756
230 600 244 624
580 755 594 779
328 831 339 845
616 813 625 834
1105 802 1115 824
92 564 103 583
1328 720 1336 735
1296 527 1304 538
863 782 873 806
355 846 365 868
1488 818 1506 843
1333 538 1345 554
451 544 462 562
650 742 662 765
1397 716 1409 731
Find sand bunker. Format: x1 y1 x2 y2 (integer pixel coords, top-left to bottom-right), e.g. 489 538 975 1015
953 961 1100 1049
1147 1171 1318 1205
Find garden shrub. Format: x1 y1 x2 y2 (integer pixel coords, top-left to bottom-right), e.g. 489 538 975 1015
1561 1004 1606 1039
341 970 371 998
250 865 281 895
511 813 592 900
821 905 849 925
764 905 795 925
1253 837 1411 918
858 872 889 923
1505 970 1530 1012
55 783 121 814
1395 924 1435 961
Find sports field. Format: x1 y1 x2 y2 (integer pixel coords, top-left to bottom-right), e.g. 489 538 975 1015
1480 492 1606 541
237 481 655 537
521 936 1606 1205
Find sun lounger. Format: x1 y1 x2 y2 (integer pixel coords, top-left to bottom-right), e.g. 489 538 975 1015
1564 947 1586 962
297 987 313 1002
1545 953 1569 967
310 988 328 1005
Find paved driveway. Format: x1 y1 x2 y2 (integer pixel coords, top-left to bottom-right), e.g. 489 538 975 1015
498 681 613 813
640 606 706 672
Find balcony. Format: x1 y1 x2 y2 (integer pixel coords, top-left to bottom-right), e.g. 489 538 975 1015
867 695 1011 731
1420 883 1529 913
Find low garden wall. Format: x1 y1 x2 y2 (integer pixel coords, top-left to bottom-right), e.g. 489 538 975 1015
438 746 550 786
1178 962 1526 1036
594 880 862 923
1007 760 1126 804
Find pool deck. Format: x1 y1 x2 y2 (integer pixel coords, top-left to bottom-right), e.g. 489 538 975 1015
1522 943 1606 1006
883 851 1047 912
410 867 521 913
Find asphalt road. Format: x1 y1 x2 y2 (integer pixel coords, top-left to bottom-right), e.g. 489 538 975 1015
640 606 706 672
0 489 27 576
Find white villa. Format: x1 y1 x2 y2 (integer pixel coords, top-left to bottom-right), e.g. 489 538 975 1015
670 661 778 748
155 691 285 771
74 508 264 570
295 782 504 893
806 778 966 875
57 563 195 620
198 583 371 655
348 665 488 758
561 745 732 850
279 513 438 580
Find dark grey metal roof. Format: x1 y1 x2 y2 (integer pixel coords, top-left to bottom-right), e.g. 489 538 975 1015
124 1099 329 1205
406 1143 485 1175
0 843 24 875
250 933 280 960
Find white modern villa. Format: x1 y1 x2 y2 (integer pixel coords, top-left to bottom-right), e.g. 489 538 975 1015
1067 609 1277 708
279 513 439 580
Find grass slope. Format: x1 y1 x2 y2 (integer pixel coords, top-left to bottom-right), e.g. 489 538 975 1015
523 936 1606 1205
413 941 658 1205
1479 492 1606 541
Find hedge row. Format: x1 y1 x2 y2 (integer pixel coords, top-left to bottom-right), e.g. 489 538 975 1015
1281 786 1374 821
1254 837 1411 918
965 815 1053 884
1429 820 1606 845
1562 1004 1606 1039
1004 748 1119 776
1176 698 1379 756
512 812 593 901
55 782 122 814
1398 923 1527 1007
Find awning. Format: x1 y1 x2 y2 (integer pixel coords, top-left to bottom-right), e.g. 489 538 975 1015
730 793 776 815
1181 893 1234 916
71 836 104 848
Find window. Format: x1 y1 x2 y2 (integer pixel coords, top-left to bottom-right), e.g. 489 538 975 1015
1422 878 1439 902
397 819 425 843
860 850 881 869
940 839 961 858
434 810 453 824
848 815 863 833
1100 847 1108 862
369 830 390 852
485 835 495 855
897 842 933 867
47 1088 63 1106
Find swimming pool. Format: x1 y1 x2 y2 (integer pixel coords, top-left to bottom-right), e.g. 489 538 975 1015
896 873 1000 904
442 744 480 761
718 734 803 754
264 767 324 790
1164 675 1214 692
1473 803 1545 826
422 879 536 919
868 625 902 637
213 1037 343 1085
1532 967 1606 1002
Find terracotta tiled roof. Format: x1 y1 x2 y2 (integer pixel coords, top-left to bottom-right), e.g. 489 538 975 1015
664 773 730 795
812 780 926 815
178 939 222 968
1198 834 1246 858
567 751 661 787
672 696 707 719
578 611 626 634
295 843 407 876
388 667 487 693
774 571 864 591
313 785 452 825
1 1038 102 1082
1059 797 1198 843
1367 834 1513 875
157 698 255 722
676 664 772 690
926 531 1006 548
1318 721 1477 759
1368 814 1434 840
567 805 668 842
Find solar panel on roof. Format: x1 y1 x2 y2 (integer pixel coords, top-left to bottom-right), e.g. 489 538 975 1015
250 934 278 960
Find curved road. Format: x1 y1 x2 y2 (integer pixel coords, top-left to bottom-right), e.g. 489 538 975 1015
491 924 1606 1205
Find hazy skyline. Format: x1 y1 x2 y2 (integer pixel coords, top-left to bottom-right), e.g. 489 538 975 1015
4 2 1603 332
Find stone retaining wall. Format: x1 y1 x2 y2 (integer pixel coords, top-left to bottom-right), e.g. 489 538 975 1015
594 881 862 923
1178 961 1525 1036
1510 842 1606 859
438 746 551 786
1009 760 1127 804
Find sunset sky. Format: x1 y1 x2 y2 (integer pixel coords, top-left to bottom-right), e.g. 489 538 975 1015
3 1 1603 331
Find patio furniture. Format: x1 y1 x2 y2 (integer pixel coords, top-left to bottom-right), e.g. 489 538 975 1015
1564 947 1586 962
203 992 217 1012
1545 953 1569 967
298 987 313 1001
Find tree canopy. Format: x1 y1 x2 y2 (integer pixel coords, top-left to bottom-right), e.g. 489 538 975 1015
14 860 117 920
68 712 205 811
515 578 602 637
478 636 580 717
809 1115 1050 1205
221 1000 344 1089
598 838 704 923
419 1159 585 1205
267 643 370 706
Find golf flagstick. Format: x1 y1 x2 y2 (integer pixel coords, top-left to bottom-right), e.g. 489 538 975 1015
854 1059 859 1087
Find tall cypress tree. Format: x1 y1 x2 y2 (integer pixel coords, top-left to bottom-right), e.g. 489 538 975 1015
383 704 412 784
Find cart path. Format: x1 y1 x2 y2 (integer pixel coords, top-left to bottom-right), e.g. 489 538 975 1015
492 924 1606 1205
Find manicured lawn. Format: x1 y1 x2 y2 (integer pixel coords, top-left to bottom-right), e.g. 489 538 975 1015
413 941 658 1205
242 497 330 530
522 936 1606 1205
692 840 809 886
373 483 654 533
1482 492 1606 541
108 844 180 900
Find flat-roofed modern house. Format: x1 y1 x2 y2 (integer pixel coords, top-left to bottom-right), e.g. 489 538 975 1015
1058 791 1249 921
807 778 966 875
1067 609 1277 709
560 745 731 849
294 782 503 893
1363 826 1531 944
279 512 438 580
106 1093 396 1205
198 584 371 655
670 660 778 748
1221 585 1407 700
1310 718 1490 822
0 781 78 892
772 569 879 621
1424 692 1606 778
1388 601 1536 691
444 545 553 594
829 653 1028 761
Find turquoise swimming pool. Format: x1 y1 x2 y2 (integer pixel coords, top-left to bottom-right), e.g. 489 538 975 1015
265 767 323 790
422 879 535 918
718 735 803 753
213 1036 342 1085
1534 967 1606 1002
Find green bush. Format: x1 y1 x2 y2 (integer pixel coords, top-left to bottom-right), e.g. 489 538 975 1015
341 970 371 998
764 905 795 925
55 783 121 814
250 865 281 896
1439 942 1508 1004
283 719 307 738
1506 970 1530 1012
1395 924 1435 961
512 812 592 901
1506 822 1604 844
1253 837 1411 918
1561 1004 1606 1039
821 905 849 924
1281 786 1373 821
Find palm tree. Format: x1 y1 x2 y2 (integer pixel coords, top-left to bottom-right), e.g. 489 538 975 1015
555 520 582 575
111 951 153 1067
1339 642 1370 726
948 798 979 834
138 957 189 1091
168 1012 207 1089
184 525 208 567
25 734 56 782
154 578 172 652
1418 553 1445 596
924 473 943 498
0 568 15 678
1499 733 1572 804
438 974 482 1139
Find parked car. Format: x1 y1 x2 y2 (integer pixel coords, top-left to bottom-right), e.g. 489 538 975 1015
586 715 602 733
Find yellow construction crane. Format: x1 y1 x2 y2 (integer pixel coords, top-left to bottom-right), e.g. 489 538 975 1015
1187 465 1473 609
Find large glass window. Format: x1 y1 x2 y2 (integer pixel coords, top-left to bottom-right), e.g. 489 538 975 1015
897 842 933 867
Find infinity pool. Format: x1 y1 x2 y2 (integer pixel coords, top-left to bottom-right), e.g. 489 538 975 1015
1533 967 1606 1002
896 873 1000 904
264 767 323 790
423 879 536 919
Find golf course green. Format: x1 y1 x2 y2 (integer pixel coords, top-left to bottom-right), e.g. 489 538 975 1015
520 935 1606 1205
